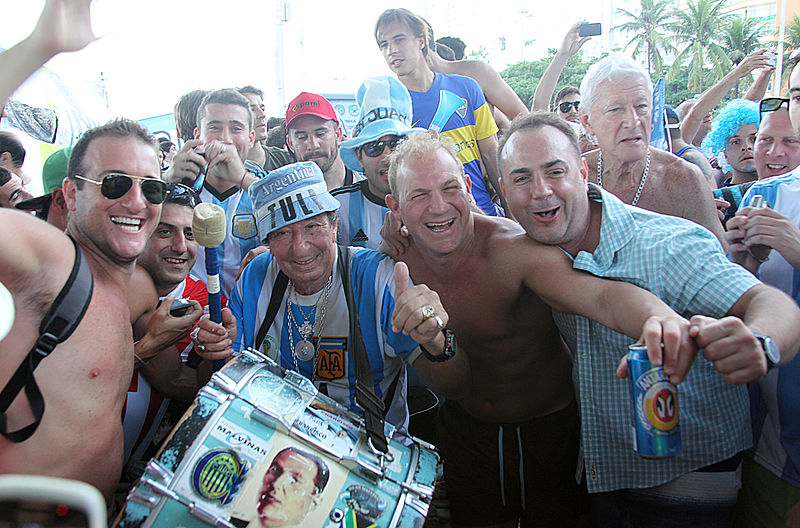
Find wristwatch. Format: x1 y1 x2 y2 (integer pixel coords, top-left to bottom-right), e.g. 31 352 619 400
420 329 457 362
753 333 781 370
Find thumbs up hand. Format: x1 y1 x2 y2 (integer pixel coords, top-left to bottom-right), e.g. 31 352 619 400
391 262 448 347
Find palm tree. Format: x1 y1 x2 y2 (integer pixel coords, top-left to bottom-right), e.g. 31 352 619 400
670 0 732 92
781 14 800 62
614 0 676 77
720 17 769 97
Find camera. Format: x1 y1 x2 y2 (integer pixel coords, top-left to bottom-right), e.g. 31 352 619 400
160 297 193 317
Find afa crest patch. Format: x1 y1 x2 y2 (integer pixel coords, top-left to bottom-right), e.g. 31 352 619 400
232 213 257 239
315 336 347 380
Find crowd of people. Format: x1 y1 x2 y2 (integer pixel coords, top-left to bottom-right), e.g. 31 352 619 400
3 1 800 527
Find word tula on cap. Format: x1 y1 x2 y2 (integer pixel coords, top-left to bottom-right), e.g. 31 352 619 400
249 161 340 240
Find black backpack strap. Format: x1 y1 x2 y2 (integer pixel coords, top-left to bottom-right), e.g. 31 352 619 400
255 271 289 352
338 246 388 454
0 237 93 442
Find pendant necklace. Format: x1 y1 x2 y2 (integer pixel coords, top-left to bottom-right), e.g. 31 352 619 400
597 146 650 207
286 273 333 368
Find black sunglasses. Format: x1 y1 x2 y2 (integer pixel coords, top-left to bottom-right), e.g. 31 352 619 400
361 136 405 158
558 101 581 113
759 97 790 123
73 173 167 205
166 183 200 207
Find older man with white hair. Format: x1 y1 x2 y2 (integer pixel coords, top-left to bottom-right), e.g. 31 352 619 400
579 53 726 246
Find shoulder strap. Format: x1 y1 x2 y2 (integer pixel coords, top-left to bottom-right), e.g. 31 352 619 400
255 271 289 351
0 236 94 442
338 246 389 454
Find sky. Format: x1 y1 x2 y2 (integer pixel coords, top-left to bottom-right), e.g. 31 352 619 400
2 0 609 122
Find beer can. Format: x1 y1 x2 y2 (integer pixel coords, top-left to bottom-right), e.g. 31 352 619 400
627 344 681 458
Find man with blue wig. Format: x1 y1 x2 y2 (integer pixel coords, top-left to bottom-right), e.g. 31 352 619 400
701 99 760 188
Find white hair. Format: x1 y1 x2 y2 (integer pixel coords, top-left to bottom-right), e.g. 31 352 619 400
579 53 653 118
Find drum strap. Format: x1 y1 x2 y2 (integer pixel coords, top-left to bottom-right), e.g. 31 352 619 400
255 270 288 352
338 246 389 454
0 237 93 442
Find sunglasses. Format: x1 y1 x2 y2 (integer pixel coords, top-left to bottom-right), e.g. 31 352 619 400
361 136 405 157
760 97 790 122
558 101 581 113
73 173 167 205
166 183 200 207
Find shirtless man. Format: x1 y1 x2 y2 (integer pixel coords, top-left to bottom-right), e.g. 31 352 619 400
384 132 691 527
0 118 163 500
578 53 726 246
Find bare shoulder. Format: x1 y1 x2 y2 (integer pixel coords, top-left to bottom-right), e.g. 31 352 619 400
653 149 711 196
479 216 565 266
128 265 158 325
0 209 73 300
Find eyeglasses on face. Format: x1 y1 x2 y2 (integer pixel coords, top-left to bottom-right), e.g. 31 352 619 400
558 101 581 113
73 173 167 205
361 136 405 158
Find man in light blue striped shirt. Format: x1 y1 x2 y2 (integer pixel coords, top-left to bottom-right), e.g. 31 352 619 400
498 112 800 526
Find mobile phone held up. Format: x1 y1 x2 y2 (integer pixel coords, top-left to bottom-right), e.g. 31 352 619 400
578 22 602 37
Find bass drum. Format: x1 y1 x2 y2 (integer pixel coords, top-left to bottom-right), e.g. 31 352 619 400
114 348 438 528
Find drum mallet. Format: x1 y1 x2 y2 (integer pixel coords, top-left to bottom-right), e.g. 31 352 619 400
192 203 227 369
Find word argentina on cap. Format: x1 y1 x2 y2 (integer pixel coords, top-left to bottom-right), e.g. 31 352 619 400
256 166 329 230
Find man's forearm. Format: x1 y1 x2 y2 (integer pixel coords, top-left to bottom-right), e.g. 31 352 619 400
731 284 800 364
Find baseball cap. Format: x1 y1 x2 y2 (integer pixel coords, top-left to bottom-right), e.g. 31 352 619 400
285 92 338 129
339 76 425 173
249 161 340 241
15 146 72 213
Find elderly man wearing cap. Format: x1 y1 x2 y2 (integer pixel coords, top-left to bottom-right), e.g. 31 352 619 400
192 161 467 432
333 76 424 249
15 146 72 229
285 92 360 191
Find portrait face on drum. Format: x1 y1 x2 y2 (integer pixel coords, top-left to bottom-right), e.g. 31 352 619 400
257 448 329 528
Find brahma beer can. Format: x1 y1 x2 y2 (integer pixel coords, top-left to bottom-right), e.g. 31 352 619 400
627 344 681 458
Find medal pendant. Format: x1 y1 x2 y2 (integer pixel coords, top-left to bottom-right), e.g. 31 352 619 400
294 339 315 362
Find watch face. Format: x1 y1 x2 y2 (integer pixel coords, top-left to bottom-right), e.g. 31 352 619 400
758 334 781 368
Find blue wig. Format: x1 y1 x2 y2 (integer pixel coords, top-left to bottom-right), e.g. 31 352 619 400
701 99 759 172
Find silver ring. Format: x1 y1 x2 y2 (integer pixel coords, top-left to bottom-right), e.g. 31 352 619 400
422 305 436 320
197 344 206 354
432 315 444 331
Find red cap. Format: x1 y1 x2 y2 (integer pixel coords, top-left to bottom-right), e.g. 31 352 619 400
285 92 339 129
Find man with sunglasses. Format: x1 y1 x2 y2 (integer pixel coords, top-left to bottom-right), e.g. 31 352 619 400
726 62 800 525
333 76 423 249
753 97 800 181
0 117 165 502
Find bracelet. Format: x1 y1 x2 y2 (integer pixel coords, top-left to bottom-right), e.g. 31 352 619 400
134 352 149 368
240 170 248 190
